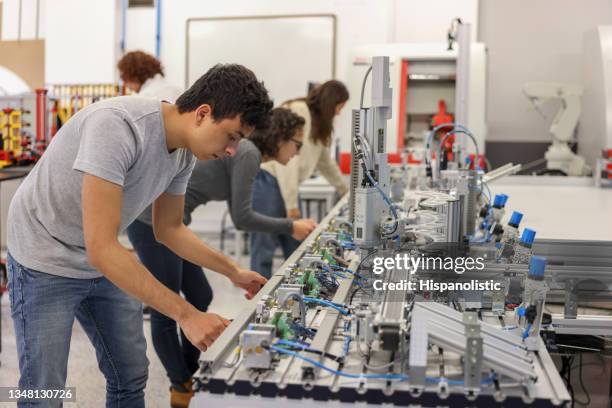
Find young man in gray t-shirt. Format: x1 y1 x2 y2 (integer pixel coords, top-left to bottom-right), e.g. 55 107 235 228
6 64 271 407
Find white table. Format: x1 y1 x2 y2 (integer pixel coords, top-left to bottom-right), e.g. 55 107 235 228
299 176 338 222
491 175 612 241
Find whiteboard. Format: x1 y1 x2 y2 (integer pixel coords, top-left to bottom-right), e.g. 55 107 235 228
185 15 336 106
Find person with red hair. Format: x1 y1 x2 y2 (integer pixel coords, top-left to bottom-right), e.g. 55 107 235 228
118 50 182 102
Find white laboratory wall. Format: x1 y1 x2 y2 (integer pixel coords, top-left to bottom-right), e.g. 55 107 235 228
479 0 612 143
44 0 117 84
157 0 393 90
393 0 478 43
1 0 478 97
125 6 156 56
1 0 45 40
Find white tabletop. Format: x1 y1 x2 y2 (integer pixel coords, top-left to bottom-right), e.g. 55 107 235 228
489 176 612 241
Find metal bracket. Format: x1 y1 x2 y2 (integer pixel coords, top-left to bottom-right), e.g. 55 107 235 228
564 279 578 319
463 311 483 396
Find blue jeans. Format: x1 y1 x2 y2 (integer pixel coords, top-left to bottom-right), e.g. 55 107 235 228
250 170 300 279
6 252 148 408
126 220 213 388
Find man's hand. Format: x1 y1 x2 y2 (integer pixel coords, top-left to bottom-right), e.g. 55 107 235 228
178 310 230 351
292 219 317 240
229 269 267 299
287 208 301 219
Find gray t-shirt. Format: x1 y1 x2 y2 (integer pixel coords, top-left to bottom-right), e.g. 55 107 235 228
7 96 195 279
137 139 293 235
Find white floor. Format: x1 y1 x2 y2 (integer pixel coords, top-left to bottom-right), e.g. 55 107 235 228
0 201 281 407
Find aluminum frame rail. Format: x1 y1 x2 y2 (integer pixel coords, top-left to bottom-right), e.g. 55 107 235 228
195 195 350 380
409 301 536 390
482 163 522 184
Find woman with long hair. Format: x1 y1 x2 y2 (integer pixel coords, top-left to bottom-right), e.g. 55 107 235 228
250 80 349 277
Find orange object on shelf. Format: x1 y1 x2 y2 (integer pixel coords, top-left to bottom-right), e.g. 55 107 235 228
431 100 454 162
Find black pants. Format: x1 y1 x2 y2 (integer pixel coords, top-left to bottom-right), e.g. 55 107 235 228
127 219 213 387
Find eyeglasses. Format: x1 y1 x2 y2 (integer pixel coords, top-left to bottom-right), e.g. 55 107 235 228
291 138 303 151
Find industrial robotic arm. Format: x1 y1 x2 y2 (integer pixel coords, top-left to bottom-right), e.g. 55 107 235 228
523 82 591 176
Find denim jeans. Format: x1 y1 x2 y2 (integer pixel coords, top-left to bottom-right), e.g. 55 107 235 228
6 252 148 408
250 170 300 279
126 219 213 388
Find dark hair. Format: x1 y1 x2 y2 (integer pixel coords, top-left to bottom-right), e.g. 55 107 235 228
249 108 305 157
306 80 349 145
117 51 163 85
176 64 272 130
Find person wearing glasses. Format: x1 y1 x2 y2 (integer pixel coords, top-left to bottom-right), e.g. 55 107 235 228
250 80 350 278
127 107 316 407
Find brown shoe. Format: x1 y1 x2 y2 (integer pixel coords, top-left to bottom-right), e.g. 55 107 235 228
170 379 194 408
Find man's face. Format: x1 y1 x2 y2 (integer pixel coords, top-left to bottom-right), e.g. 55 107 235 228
187 105 253 160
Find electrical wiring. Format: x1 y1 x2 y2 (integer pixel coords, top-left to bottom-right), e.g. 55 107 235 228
303 296 350 315
522 323 532 340
351 129 398 222
438 129 481 170
340 241 356 250
425 123 481 182
284 293 306 326
425 122 471 166
222 346 242 368
270 344 408 381
289 322 316 339
342 335 352 357
365 172 398 220
573 353 591 407
357 132 374 170
356 249 378 273
481 181 492 204
270 344 495 386
359 66 373 109
275 339 344 364
316 272 339 293
362 353 409 371
349 286 364 304
335 266 368 282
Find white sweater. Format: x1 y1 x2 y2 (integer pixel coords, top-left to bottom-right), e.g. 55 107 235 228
260 100 348 210
138 74 182 103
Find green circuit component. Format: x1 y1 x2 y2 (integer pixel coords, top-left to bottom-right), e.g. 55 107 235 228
298 269 320 296
276 316 293 340
307 274 321 298
322 249 337 265
338 231 353 242
267 311 294 340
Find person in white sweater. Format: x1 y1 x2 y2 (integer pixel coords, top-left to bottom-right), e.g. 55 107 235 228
117 50 182 102
251 80 349 277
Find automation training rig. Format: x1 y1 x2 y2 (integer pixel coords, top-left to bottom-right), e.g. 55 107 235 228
192 57 612 407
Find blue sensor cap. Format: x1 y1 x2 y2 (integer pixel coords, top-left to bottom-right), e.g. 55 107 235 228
509 211 523 226
500 194 510 206
521 228 536 245
493 194 505 207
529 256 546 279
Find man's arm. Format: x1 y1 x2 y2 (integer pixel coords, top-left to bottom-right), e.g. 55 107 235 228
82 174 229 351
152 191 267 299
